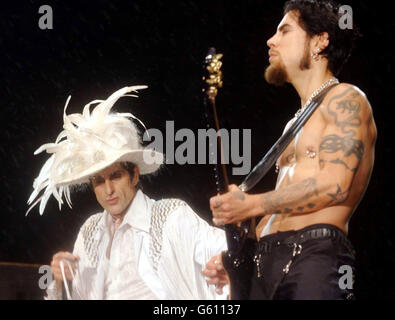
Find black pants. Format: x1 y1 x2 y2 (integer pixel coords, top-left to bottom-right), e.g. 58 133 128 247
249 224 355 300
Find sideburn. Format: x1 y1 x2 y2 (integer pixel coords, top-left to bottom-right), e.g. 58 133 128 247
299 38 311 70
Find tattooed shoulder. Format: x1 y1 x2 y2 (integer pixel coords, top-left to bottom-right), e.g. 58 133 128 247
319 83 372 168
322 83 371 126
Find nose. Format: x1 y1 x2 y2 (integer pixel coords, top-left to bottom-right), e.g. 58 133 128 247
267 32 277 49
104 179 114 195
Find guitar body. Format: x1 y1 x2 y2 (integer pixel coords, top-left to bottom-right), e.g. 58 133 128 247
221 236 256 300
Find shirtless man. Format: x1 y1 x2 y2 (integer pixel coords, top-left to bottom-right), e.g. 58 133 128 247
203 0 376 299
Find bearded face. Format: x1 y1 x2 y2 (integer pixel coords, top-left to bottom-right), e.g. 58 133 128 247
264 37 312 86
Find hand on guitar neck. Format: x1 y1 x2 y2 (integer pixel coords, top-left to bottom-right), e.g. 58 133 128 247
210 184 259 226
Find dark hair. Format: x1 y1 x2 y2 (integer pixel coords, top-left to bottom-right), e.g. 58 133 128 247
284 0 361 76
89 161 142 190
119 161 142 190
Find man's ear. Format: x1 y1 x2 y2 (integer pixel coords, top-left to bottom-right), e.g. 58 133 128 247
317 32 330 52
132 166 140 187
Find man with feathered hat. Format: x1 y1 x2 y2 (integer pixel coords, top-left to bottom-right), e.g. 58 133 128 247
27 86 227 299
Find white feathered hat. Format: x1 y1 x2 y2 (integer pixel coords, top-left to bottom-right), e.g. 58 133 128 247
27 85 164 215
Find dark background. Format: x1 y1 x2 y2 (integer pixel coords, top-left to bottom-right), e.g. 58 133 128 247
0 0 393 299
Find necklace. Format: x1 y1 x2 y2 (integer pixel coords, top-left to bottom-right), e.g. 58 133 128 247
294 77 339 118
275 77 339 174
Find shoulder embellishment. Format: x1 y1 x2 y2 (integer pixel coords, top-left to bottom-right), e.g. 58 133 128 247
149 199 187 272
81 213 102 268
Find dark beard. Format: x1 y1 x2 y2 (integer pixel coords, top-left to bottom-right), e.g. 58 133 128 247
265 40 312 86
264 62 288 86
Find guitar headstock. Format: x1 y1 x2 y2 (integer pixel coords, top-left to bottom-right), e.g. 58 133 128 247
202 47 229 194
202 47 223 99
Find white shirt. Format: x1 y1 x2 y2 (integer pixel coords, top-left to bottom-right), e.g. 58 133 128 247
101 209 157 300
46 190 227 300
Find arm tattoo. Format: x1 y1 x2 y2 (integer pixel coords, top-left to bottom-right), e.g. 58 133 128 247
261 178 318 214
320 87 365 163
326 184 350 206
327 88 362 134
320 134 364 160
329 158 357 172
259 89 366 216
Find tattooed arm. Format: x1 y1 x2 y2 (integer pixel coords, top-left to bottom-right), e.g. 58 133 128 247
210 84 375 225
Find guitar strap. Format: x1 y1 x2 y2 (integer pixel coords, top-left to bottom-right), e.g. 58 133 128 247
221 84 339 300
239 83 339 193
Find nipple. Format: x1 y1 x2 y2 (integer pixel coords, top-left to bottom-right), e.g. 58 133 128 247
305 146 317 159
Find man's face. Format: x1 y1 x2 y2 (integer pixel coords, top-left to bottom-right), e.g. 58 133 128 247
265 11 311 85
90 162 139 217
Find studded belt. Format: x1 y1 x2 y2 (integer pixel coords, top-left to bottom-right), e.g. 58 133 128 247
253 224 356 279
256 224 355 255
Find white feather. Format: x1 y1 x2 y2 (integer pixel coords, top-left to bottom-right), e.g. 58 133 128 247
65 186 72 209
25 195 44 216
34 143 58 155
63 95 72 122
28 85 148 215
82 99 104 118
39 188 53 215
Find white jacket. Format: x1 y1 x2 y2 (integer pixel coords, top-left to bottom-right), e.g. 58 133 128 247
46 190 227 299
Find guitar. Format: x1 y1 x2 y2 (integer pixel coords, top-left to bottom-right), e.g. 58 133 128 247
202 48 339 300
202 48 255 300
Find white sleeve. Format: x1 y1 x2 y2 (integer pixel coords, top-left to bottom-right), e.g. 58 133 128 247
158 203 227 299
70 230 85 300
44 229 84 300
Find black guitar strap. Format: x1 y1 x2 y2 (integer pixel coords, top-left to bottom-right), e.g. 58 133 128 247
239 83 339 192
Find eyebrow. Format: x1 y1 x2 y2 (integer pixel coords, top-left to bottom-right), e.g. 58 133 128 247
278 23 292 32
91 170 124 181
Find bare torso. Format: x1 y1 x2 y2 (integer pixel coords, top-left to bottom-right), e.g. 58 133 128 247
256 84 376 238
